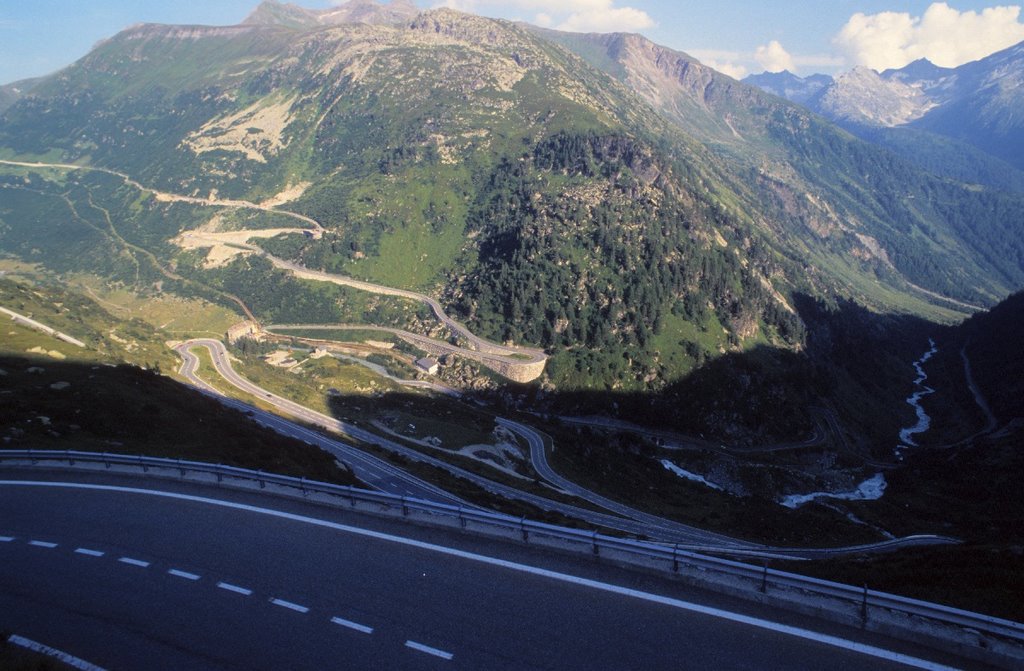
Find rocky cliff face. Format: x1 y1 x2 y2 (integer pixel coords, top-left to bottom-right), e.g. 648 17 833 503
809 66 934 126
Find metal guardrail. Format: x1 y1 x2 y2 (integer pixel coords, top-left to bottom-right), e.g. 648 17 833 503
2 449 1022 666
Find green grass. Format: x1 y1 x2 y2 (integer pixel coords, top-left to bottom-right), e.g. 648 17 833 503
339 164 474 290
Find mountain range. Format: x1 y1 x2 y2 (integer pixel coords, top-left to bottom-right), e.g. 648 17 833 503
744 40 1024 180
1 0 1022 449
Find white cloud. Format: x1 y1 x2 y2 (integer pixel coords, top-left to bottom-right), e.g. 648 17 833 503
688 50 749 79
706 60 748 79
754 40 795 73
834 2 1024 71
556 5 654 33
436 0 654 33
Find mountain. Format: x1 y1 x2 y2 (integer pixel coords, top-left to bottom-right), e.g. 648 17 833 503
2 5 1024 430
910 42 1024 171
743 70 830 105
880 57 953 85
0 78 39 113
745 41 1024 174
536 30 1024 306
807 66 933 127
243 0 418 28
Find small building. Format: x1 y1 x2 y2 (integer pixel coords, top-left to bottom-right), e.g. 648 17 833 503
225 320 259 344
414 357 439 375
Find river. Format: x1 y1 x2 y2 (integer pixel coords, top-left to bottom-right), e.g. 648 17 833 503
779 473 887 509
896 338 938 459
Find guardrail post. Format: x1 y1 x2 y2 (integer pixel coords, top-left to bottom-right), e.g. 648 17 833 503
30 449 36 465
178 459 186 478
672 544 679 573
300 477 308 497
520 515 528 543
592 531 600 557
760 561 769 593
458 506 466 528
216 464 223 483
103 452 110 469
861 584 869 627
258 469 266 489
66 450 73 466
401 496 408 516
139 455 148 473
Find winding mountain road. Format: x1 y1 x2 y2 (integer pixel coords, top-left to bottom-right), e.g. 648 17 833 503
173 339 958 558
174 341 465 506
4 158 955 557
174 339 751 547
1 158 545 381
0 159 323 232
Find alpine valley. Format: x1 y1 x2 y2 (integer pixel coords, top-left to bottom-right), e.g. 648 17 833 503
2 0 1023 620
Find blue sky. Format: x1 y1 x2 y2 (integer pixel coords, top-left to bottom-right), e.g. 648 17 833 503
3 1 1024 84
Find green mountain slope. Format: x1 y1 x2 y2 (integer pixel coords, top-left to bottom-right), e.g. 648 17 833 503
1 7 1022 403
537 30 1024 309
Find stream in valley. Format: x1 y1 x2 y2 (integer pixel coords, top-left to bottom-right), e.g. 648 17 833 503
896 338 938 460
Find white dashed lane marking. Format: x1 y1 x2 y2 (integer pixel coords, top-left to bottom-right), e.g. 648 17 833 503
28 540 58 548
4 528 455 661
330 616 373 634
405 640 454 660
217 582 253 596
270 598 309 613
168 569 201 581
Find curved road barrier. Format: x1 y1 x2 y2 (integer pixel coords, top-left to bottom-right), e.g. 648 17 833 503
1 455 1020 669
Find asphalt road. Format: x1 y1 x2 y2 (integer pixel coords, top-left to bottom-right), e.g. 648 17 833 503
496 418 751 548
174 342 464 505
0 477 970 671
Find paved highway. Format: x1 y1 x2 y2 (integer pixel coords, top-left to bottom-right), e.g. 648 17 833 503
0 477 972 671
497 418 749 548
174 341 465 506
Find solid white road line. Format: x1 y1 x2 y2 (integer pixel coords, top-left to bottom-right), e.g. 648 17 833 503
29 540 58 548
270 598 309 613
1 480 962 671
168 569 201 581
118 557 150 568
74 548 105 557
0 535 14 542
330 616 374 634
217 581 253 596
405 640 454 660
7 634 108 671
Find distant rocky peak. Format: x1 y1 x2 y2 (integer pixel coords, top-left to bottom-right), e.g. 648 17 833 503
743 70 831 104
811 66 934 127
881 58 956 92
243 0 418 28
